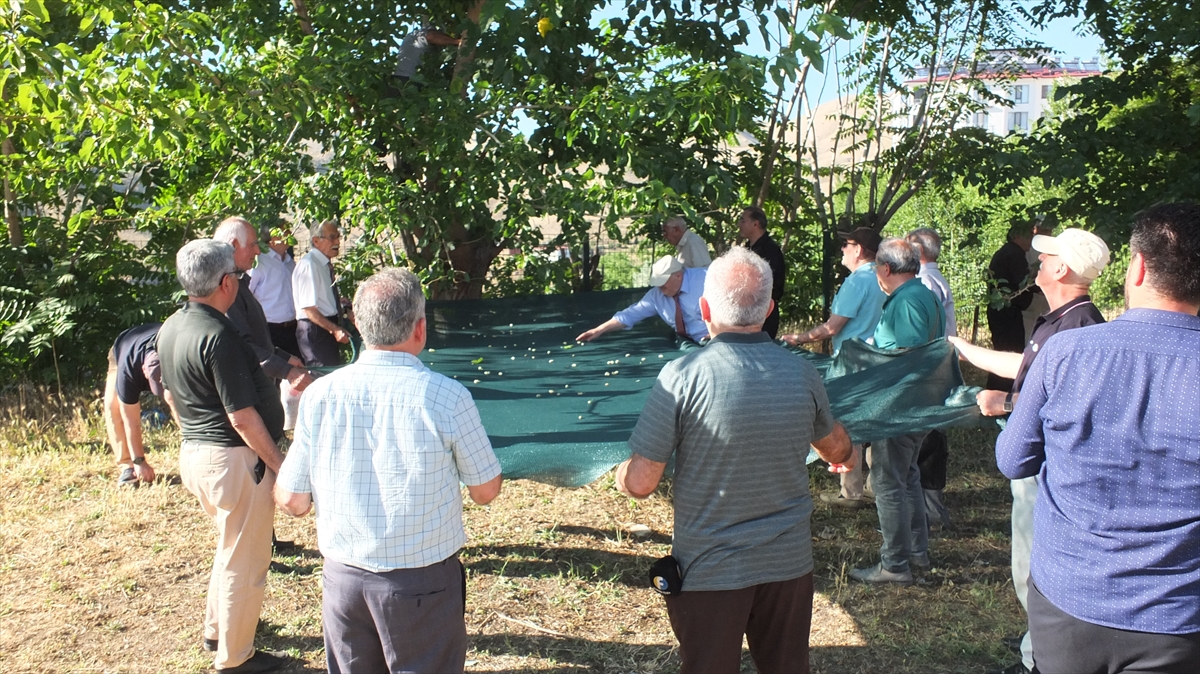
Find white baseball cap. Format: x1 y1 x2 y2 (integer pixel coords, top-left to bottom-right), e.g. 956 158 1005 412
648 255 684 287
1032 228 1111 281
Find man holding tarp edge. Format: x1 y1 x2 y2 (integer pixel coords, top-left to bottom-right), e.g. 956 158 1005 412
949 227 1109 674
615 247 852 674
576 255 708 343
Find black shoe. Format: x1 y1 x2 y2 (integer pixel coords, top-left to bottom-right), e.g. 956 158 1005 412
1001 635 1023 655
268 561 293 574
217 650 288 673
203 638 218 652
272 538 297 553
985 662 1030 674
117 467 139 488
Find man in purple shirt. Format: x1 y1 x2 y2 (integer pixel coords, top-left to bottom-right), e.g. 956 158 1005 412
996 203 1200 673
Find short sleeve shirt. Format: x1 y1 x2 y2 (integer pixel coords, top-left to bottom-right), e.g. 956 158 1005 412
628 332 836 592
112 322 162 405
157 302 284 445
277 350 502 571
829 263 886 353
872 278 946 350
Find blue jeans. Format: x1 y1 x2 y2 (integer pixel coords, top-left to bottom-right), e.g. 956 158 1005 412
871 432 929 572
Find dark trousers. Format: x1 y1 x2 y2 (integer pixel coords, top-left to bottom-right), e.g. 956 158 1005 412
296 317 341 367
322 557 467 674
763 305 780 340
664 572 813 674
986 306 1025 391
873 433 929 572
267 320 300 361
1028 578 1200 674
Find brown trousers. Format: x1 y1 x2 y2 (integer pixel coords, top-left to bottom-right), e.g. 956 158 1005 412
180 442 275 670
665 572 814 674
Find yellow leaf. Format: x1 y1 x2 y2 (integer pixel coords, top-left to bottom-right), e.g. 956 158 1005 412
537 17 552 38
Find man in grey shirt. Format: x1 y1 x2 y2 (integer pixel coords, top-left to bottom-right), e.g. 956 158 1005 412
615 247 853 674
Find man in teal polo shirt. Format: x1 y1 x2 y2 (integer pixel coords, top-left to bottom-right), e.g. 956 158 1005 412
782 226 886 509
851 238 945 585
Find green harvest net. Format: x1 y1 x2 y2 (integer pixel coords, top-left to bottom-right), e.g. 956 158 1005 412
413 289 992 488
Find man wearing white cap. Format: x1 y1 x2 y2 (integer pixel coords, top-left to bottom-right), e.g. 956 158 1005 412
576 256 709 343
948 227 1110 674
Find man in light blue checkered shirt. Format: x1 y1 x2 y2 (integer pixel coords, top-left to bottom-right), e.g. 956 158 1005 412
275 268 502 674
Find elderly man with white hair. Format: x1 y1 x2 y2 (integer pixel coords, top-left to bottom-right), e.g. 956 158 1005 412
662 216 712 268
575 255 708 343
293 219 351 367
615 247 853 674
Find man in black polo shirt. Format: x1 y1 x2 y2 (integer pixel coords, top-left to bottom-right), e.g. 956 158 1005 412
157 239 289 674
949 227 1110 674
737 206 786 338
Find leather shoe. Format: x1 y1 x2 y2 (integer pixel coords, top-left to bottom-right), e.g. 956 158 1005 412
217 650 288 673
203 638 218 652
909 552 930 569
849 562 913 586
819 493 866 509
985 662 1030 674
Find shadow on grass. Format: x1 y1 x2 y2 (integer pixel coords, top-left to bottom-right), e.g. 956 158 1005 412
468 633 675 673
465 544 657 587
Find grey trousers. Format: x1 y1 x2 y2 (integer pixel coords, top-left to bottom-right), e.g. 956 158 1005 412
322 557 467 674
872 433 929 573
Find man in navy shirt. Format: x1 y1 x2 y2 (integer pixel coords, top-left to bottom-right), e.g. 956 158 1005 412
103 323 164 487
950 227 1110 674
997 203 1200 673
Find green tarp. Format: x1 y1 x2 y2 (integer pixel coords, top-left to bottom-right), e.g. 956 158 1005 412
419 289 991 488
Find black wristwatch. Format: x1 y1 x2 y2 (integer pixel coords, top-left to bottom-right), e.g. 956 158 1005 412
133 456 146 466
1002 392 1014 414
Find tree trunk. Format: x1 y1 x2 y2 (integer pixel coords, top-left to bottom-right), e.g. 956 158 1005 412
3 137 21 247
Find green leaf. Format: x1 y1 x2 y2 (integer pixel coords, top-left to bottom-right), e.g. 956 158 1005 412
25 0 49 22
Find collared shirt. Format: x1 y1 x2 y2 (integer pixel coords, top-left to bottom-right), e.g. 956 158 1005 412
829 262 886 353
157 302 284 446
613 267 708 342
871 277 946 350
674 229 712 268
248 250 296 324
227 277 293 380
1012 294 1103 392
277 350 503 572
111 322 162 405
996 309 1200 635
917 262 957 337
292 248 338 318
628 331 835 592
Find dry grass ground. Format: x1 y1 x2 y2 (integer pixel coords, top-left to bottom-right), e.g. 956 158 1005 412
0 378 1025 673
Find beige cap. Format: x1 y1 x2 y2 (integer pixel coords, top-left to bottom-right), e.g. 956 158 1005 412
648 255 684 286
1032 228 1111 280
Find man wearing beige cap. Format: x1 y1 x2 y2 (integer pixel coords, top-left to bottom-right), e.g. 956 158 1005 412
948 227 1110 674
576 256 709 343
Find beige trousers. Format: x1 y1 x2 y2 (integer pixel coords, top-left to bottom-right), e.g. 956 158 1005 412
180 441 275 670
839 444 871 500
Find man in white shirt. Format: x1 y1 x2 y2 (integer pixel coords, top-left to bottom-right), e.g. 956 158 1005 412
576 256 709 343
248 227 300 358
907 227 957 337
293 220 350 367
663 216 712 268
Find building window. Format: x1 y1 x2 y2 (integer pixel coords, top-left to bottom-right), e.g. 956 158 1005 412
974 112 989 128
1012 85 1028 104
1041 84 1051 99
1008 111 1029 132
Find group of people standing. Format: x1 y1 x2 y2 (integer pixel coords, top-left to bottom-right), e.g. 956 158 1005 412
98 203 1199 674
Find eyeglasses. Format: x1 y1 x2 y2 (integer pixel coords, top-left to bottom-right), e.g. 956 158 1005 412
223 270 243 283
841 241 858 249
316 233 342 241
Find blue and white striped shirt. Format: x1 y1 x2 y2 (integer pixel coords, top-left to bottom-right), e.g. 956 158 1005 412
278 349 502 571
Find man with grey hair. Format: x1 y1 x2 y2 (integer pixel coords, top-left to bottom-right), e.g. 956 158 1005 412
616 247 853 673
907 227 957 337
213 217 313 392
275 267 502 674
157 240 290 673
662 216 712 269
292 220 350 367
850 237 945 586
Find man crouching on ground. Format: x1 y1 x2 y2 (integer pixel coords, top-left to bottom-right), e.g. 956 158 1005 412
274 267 503 674
615 247 853 674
